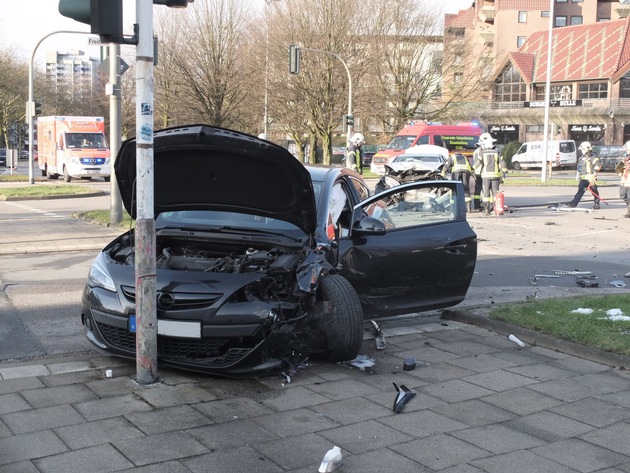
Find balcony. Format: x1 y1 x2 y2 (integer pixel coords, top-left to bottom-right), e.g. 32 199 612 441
479 4 495 23
616 5 630 18
480 27 495 45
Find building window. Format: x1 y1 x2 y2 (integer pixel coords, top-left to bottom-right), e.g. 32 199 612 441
572 0 583 2
598 18 610 22
527 125 544 133
534 85 572 100
517 36 526 48
579 83 608 99
621 74 630 99
555 16 567 27
518 11 527 23
541 11 550 17
556 0 567 2
494 64 526 102
571 16 583 25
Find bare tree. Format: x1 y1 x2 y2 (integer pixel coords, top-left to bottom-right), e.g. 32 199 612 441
170 0 255 130
268 0 371 164
153 9 194 129
363 1 446 136
0 49 28 148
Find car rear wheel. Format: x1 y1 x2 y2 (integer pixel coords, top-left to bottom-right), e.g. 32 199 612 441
316 274 363 362
512 161 522 170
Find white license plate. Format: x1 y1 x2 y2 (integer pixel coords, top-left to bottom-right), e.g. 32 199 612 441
86 170 100 174
157 320 201 338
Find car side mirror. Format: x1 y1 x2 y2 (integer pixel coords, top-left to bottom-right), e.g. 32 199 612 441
352 216 387 236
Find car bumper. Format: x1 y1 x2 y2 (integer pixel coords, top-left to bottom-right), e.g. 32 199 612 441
81 285 307 378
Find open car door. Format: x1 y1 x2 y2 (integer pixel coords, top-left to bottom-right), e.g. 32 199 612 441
336 180 477 317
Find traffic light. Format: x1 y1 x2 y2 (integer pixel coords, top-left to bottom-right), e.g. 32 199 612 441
58 0 124 43
34 102 43 116
289 45 300 74
344 114 354 127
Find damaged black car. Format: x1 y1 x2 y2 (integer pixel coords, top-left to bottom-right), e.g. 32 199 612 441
81 125 477 377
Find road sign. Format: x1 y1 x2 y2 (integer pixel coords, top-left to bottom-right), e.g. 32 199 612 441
100 57 130 75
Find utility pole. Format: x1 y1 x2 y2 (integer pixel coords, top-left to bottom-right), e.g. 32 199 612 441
541 0 555 183
108 44 123 224
134 0 158 385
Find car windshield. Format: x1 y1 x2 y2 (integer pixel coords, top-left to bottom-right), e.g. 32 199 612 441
66 133 108 149
394 155 443 164
155 210 306 238
385 135 416 150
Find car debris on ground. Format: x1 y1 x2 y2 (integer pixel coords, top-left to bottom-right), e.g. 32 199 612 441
393 382 416 413
577 279 600 288
338 354 375 371
371 320 386 350
508 333 526 347
318 445 342 473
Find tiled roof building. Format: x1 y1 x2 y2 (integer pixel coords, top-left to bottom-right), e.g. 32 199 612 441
444 0 630 146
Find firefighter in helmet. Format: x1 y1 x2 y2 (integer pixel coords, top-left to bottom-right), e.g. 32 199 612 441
617 140 630 217
442 152 473 211
473 132 508 215
346 133 365 173
567 141 601 209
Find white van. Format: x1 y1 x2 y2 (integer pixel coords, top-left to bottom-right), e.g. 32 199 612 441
511 140 577 170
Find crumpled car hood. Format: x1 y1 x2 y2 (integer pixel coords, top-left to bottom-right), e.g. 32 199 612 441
115 125 317 235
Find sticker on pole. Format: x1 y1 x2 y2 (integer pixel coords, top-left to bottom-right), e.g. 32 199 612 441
140 124 153 142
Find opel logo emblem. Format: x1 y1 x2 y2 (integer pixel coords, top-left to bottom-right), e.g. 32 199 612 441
157 292 175 310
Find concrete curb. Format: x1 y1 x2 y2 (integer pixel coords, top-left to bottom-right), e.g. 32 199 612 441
442 307 630 370
0 190 105 201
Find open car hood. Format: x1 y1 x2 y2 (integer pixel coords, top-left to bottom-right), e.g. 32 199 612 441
115 125 317 235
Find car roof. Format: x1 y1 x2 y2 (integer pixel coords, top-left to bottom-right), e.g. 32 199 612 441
403 144 449 158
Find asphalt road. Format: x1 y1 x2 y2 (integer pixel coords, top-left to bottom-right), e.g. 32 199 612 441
1 171 629 363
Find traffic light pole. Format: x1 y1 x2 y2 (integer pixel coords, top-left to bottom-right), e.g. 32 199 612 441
134 0 158 385
295 47 353 142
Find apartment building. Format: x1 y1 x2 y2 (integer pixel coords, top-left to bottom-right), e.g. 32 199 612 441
445 0 630 146
45 50 101 101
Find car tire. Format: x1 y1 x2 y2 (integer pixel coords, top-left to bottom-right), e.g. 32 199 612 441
46 167 58 180
63 167 71 182
513 161 521 171
317 274 363 362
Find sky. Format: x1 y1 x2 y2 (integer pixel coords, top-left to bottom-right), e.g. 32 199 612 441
1 0 474 66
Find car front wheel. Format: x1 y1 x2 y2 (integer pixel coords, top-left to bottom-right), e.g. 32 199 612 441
316 274 363 362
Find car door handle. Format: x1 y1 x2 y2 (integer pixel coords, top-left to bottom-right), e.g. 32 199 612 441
445 242 468 254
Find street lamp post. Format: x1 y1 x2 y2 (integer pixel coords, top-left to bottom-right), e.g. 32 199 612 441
541 0 555 183
28 30 88 184
298 47 353 142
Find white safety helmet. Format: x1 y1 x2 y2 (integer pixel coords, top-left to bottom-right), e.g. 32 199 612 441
624 141 630 154
579 141 592 153
478 132 497 150
350 133 364 145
